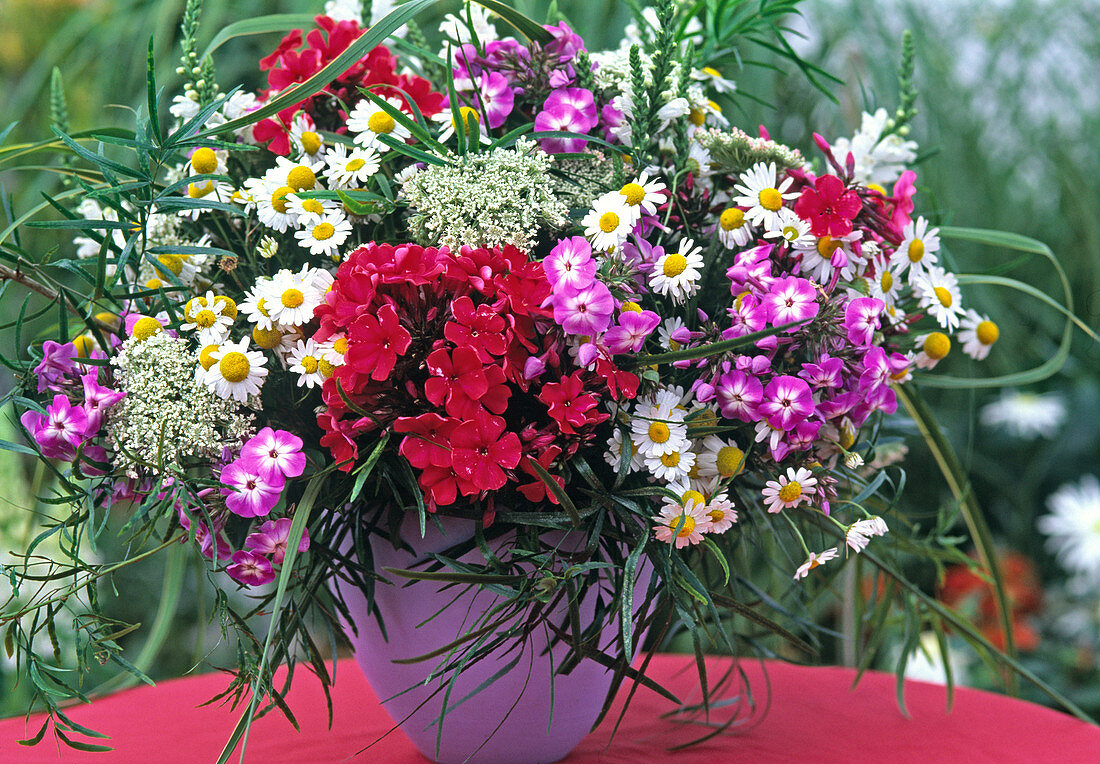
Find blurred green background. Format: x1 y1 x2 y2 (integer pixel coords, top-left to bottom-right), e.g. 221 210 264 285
2 0 1098 719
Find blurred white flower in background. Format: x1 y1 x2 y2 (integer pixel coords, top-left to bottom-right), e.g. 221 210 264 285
979 390 1066 439
1038 475 1100 583
900 631 971 687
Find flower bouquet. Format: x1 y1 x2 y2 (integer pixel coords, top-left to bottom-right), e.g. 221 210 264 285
1 0 1089 760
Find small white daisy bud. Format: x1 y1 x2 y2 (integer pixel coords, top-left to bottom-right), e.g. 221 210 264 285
844 452 864 469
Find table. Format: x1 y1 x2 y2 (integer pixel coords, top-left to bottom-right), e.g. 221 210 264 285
2 655 1096 762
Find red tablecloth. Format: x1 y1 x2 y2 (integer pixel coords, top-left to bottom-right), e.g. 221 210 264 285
2 655 1096 762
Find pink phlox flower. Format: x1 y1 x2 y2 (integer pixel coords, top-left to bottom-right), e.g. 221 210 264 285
80 371 125 433
245 517 311 565
523 356 547 380
551 280 614 336
786 418 823 453
220 460 285 518
858 347 891 393
763 276 819 329
890 170 917 232
240 427 306 481
544 237 597 292
800 354 844 389
760 375 815 431
346 302 412 382
726 245 774 295
844 297 884 347
603 309 660 354
734 354 772 376
21 393 89 460
534 88 597 153
477 71 515 129
394 413 459 469
817 390 861 420
794 174 862 237
227 550 275 587
449 410 521 491
35 341 78 392
715 369 763 422
544 21 585 63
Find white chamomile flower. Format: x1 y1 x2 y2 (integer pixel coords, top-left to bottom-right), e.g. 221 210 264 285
203 338 268 402
762 466 818 513
324 143 381 188
693 65 737 94
286 192 339 227
629 399 689 458
288 113 327 161
267 269 323 327
913 332 951 370
347 97 411 149
845 516 889 553
179 176 233 220
582 191 634 252
891 216 941 283
980 390 1065 439
605 425 647 473
295 212 353 258
240 280 277 331
309 266 335 295
431 106 492 145
764 207 815 248
732 161 798 230
1038 476 1100 579
868 261 903 314
643 444 696 482
799 230 863 284
650 238 704 302
618 171 666 219
271 154 326 191
794 547 839 580
695 436 746 481
180 299 233 346
700 493 736 534
246 178 297 233
320 335 348 366
657 316 686 351
957 309 1000 360
716 206 753 249
287 339 327 388
914 265 964 331
187 146 228 178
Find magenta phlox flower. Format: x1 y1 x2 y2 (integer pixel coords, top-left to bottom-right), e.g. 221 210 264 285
754 420 792 462
734 354 772 376
21 393 89 460
544 237 597 291
760 375 815 431
35 340 78 392
726 245 774 295
221 460 285 518
544 21 585 62
858 347 891 393
844 297 885 347
534 88 597 153
240 427 306 481
603 309 660 353
523 356 546 380
81 371 125 433
477 71 515 129
552 280 614 336
787 418 823 452
600 102 624 142
723 293 767 340
800 354 844 389
891 170 917 231
245 517 310 565
227 550 275 587
817 390 861 420
763 276 819 329
715 369 764 422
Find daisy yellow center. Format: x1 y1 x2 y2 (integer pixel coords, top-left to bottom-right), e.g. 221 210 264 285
301 198 325 215
778 481 802 503
318 359 336 378
933 286 953 308
924 332 951 360
620 301 642 313
287 166 317 192
781 225 801 241
670 515 696 537
72 335 95 358
702 66 721 77
817 236 840 257
708 508 726 523
716 446 745 478
908 238 925 263
281 288 305 308
758 187 783 212
867 183 887 196
719 207 745 231
188 181 215 199
680 490 706 508
880 270 894 292
621 182 646 206
300 131 322 155
976 320 999 345
345 158 366 172
146 278 163 290
660 452 681 467
599 211 620 233
313 222 336 241
190 147 218 174
256 297 270 317
272 186 293 213
214 295 237 319
199 344 219 370
157 254 184 276
252 326 283 349
94 311 118 327
368 111 396 135
687 409 718 434
334 337 349 354
219 351 251 383
647 421 670 444
300 355 319 373
662 253 688 278
688 463 701 479
455 106 480 132
193 309 217 328
130 317 162 341
689 108 706 126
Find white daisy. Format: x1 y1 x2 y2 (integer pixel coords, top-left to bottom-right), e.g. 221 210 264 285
346 96 411 149
178 177 233 220
286 192 339 227
629 399 689 458
187 146 227 178
700 493 737 535
957 309 1000 360
799 231 863 284
794 547 839 580
431 106 492 145
695 436 746 481
657 316 686 351
320 335 348 366
649 238 704 302
694 65 737 94
180 299 233 346
582 191 635 252
867 261 904 314
287 339 327 388
845 516 889 553
618 170 666 219
914 265 964 331
246 178 297 233
324 143 381 188
288 113 327 161
761 467 818 513
732 161 798 231
203 338 268 402
980 390 1066 439
270 154 326 192
764 207 815 248
240 280 277 331
913 331 951 370
891 216 941 284
643 445 696 482
295 212 352 258
266 269 323 327
1038 476 1100 579
716 206 753 249
652 496 709 549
